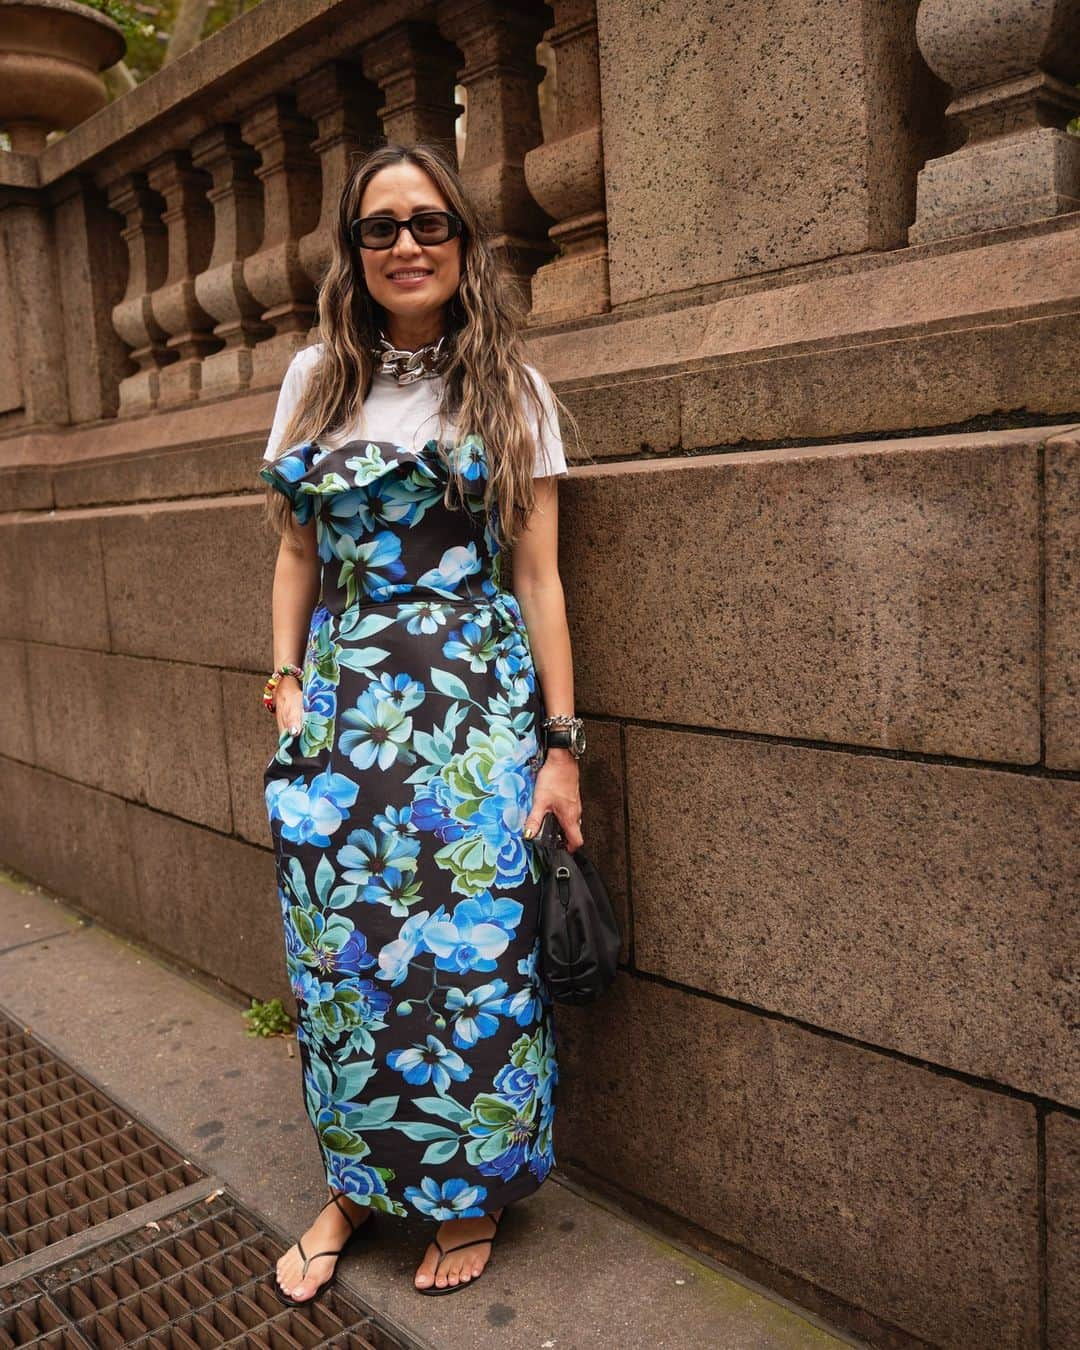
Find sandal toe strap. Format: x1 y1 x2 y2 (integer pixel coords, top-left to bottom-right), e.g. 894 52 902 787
437 1235 494 1257
297 1234 349 1277
431 1215 500 1263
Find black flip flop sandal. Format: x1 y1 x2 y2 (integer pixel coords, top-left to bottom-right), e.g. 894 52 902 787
416 1209 503 1297
273 1188 376 1308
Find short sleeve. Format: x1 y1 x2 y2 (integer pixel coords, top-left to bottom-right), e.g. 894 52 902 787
263 346 319 461
524 364 568 477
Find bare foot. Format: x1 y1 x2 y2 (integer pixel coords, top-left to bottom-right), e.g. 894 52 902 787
414 1208 504 1291
275 1188 372 1303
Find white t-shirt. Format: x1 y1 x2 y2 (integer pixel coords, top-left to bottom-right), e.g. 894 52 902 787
262 343 568 477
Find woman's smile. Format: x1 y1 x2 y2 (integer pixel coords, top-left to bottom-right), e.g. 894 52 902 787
387 268 433 287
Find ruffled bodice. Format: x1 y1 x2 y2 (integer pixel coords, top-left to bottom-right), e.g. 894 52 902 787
259 433 526 629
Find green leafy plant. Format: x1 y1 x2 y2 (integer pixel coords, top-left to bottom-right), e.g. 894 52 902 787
73 0 155 42
242 996 294 1038
73 1 264 85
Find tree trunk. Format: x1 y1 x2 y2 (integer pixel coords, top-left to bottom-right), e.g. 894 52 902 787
165 0 211 64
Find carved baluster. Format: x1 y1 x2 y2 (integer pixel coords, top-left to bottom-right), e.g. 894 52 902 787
911 0 1080 243
105 172 173 416
524 0 608 321
240 94 321 385
435 0 556 311
191 124 273 397
295 59 382 318
360 21 462 159
145 150 220 406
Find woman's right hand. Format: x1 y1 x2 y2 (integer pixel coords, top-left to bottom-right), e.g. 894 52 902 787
274 674 305 737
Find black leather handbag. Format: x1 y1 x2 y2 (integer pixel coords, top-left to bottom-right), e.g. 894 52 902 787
532 810 620 1005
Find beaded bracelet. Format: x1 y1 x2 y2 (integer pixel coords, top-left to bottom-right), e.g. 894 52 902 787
263 663 303 714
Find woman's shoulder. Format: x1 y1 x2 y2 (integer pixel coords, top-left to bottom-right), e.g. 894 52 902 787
519 361 560 422
287 342 325 375
521 360 551 391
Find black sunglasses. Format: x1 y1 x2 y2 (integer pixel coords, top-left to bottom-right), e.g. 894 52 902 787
349 210 464 250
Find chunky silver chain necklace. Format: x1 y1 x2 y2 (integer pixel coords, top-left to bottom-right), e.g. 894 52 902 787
372 330 452 384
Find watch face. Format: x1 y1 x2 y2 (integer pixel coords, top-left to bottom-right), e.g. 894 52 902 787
571 724 587 755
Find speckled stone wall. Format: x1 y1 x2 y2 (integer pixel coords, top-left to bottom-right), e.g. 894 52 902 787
1 1 1078 1346
2 418 1076 1349
595 0 948 306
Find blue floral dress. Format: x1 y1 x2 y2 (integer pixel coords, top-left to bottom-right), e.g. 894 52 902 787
259 432 557 1223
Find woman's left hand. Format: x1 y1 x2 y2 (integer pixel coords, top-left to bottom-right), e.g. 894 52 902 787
523 751 584 851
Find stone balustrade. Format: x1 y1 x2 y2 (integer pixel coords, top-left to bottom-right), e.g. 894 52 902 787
0 0 608 432
2 0 1078 443
911 0 1080 242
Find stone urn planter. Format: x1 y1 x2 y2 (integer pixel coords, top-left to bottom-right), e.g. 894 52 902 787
0 0 125 153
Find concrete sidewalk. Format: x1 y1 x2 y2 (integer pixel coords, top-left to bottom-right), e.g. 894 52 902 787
0 866 863 1350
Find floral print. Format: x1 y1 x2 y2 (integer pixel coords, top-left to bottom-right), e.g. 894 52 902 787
260 434 557 1220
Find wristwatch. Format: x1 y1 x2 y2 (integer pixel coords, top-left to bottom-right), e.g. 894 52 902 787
542 715 586 759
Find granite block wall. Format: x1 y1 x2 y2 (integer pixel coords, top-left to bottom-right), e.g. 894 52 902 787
1 424 1075 1348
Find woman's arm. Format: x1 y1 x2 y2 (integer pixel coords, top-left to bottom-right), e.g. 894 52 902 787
511 476 584 850
270 518 320 734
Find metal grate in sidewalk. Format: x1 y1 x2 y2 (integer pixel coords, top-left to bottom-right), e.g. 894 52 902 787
0 1017 204 1261
2 1196 400 1348
0 1013 416 1349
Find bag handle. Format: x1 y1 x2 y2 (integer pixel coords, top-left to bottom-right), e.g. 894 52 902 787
536 808 566 851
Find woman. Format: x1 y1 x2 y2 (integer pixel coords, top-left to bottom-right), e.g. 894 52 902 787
258 141 587 1302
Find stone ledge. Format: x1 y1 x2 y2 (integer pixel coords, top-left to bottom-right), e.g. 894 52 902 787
532 222 1080 384
1 220 1076 480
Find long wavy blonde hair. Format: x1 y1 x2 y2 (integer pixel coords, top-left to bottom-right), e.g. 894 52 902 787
260 140 583 550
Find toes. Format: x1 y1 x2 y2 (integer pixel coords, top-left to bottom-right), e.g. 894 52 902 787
416 1224 497 1291
414 1245 438 1288
276 1254 294 1292
443 1252 468 1285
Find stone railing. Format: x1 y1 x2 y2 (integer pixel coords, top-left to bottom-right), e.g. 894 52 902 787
0 0 609 437
3 0 1077 449
1 3 1078 1348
